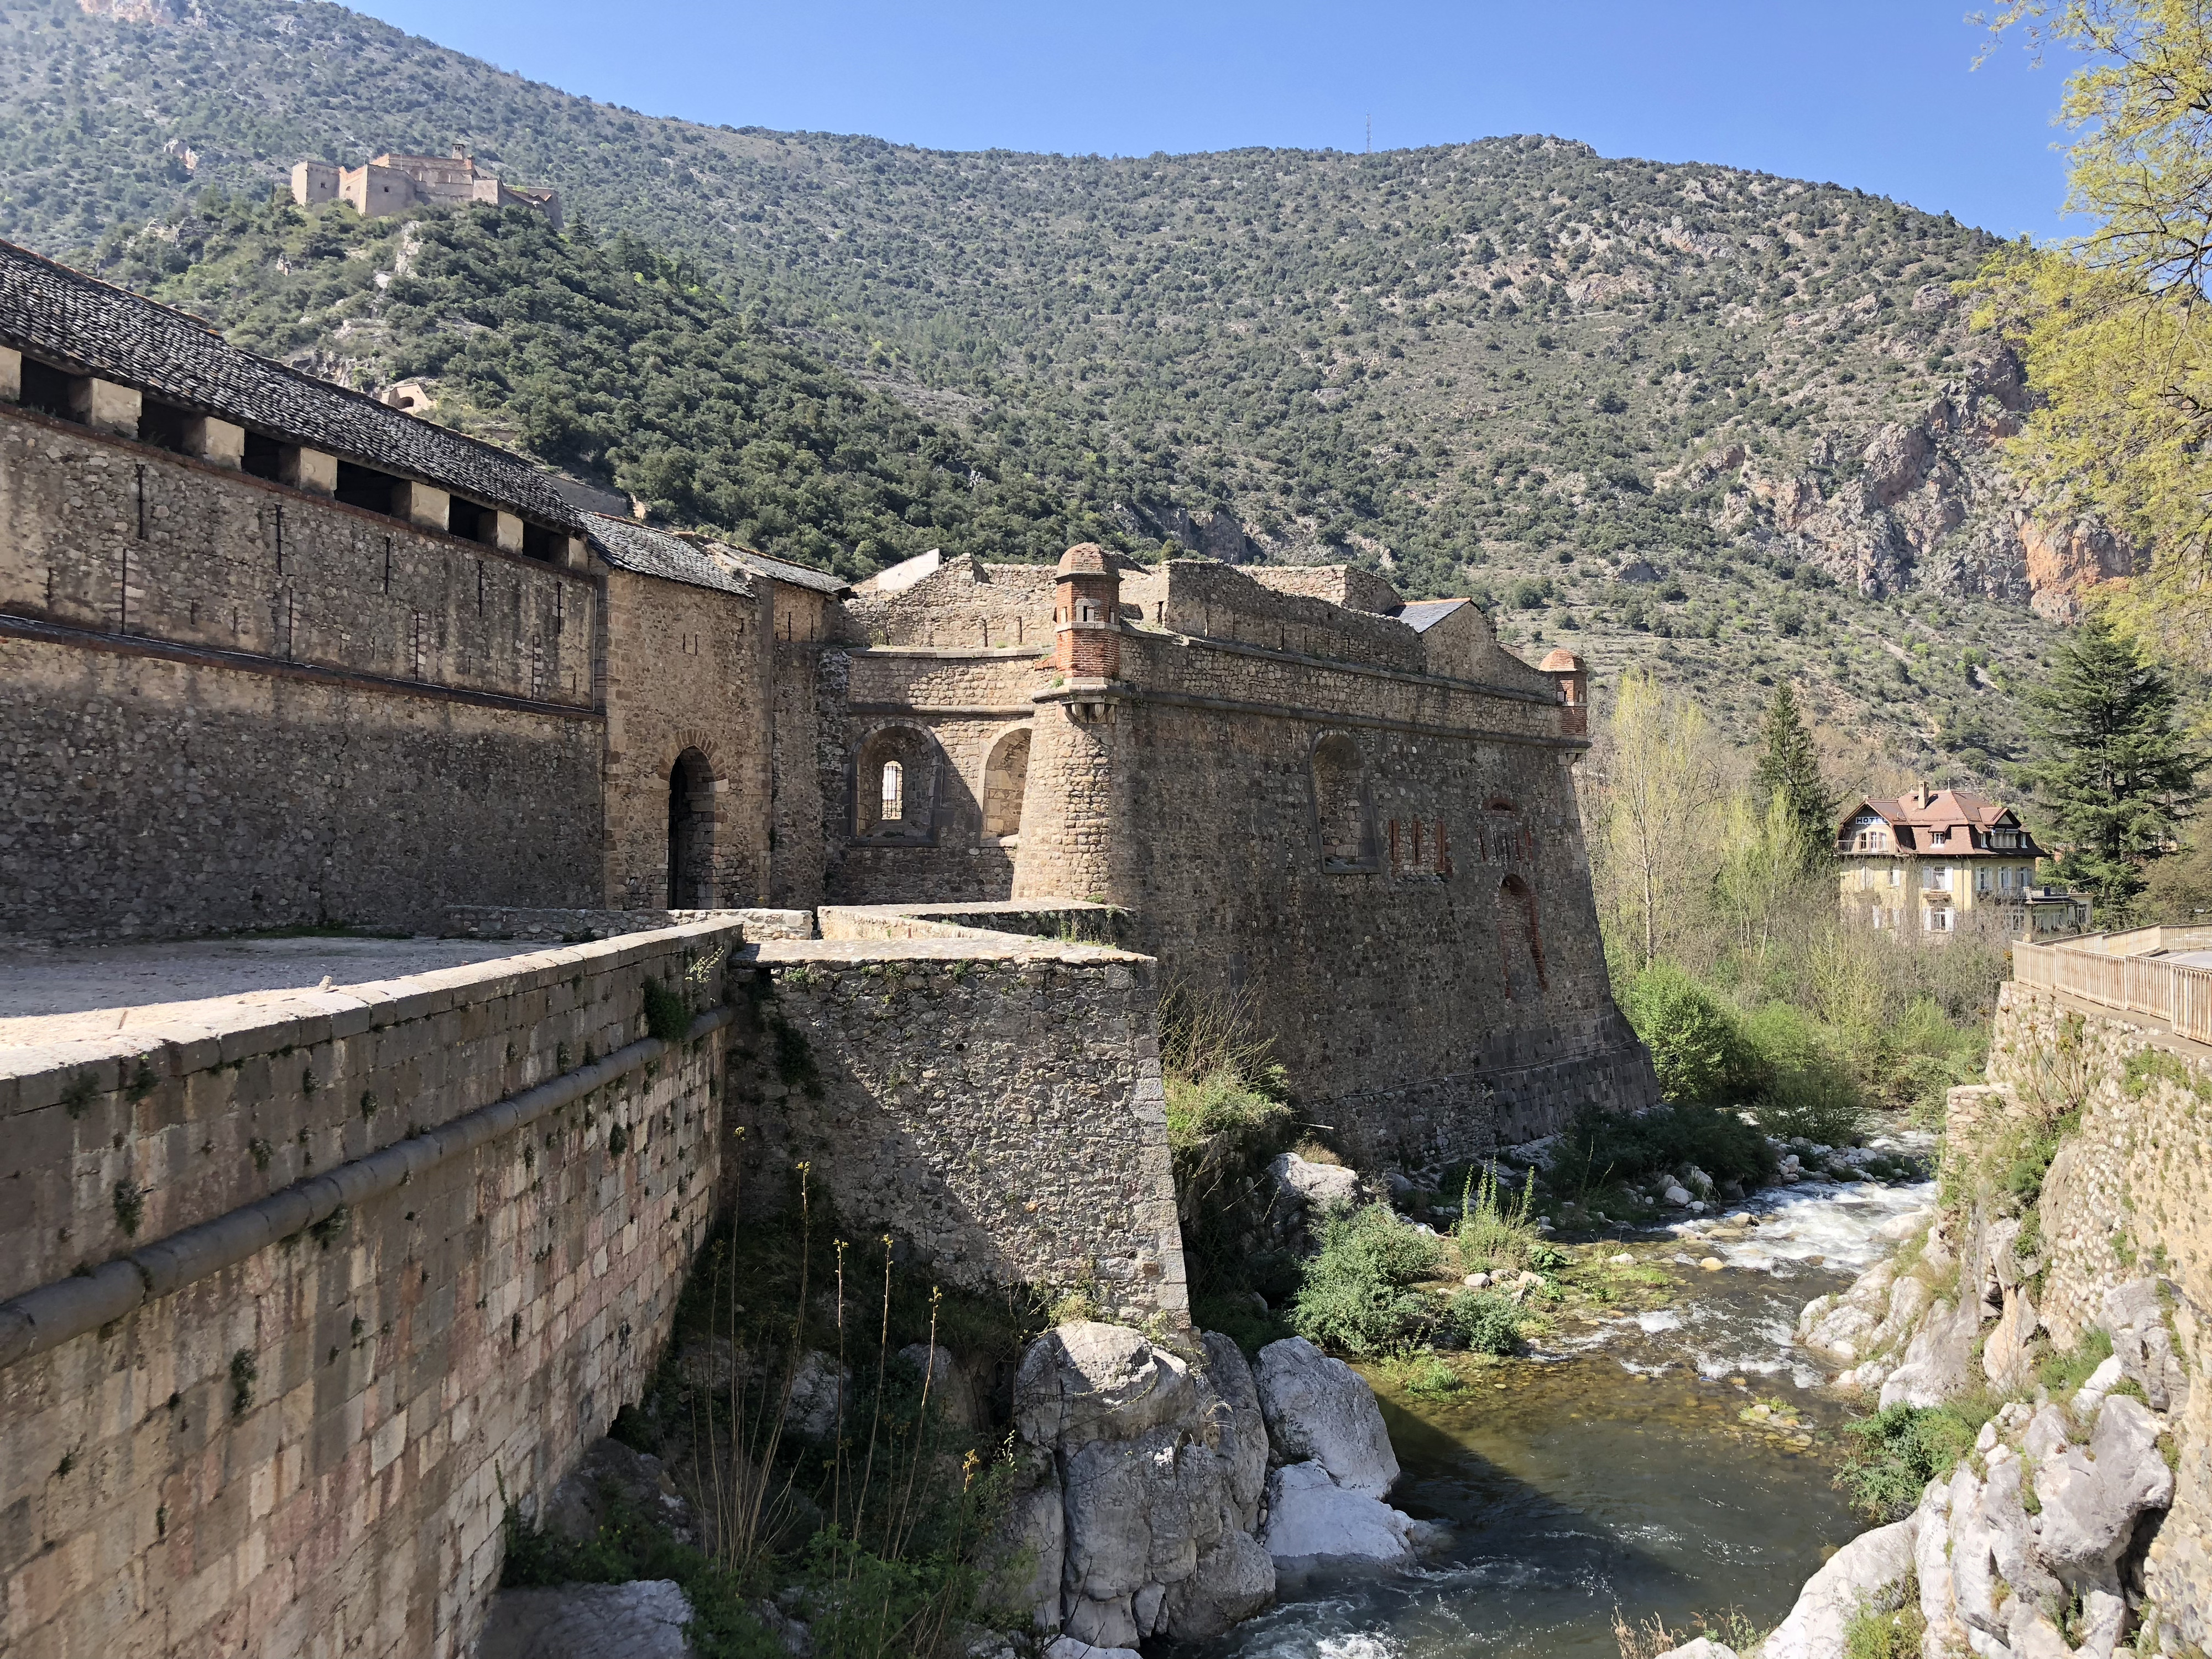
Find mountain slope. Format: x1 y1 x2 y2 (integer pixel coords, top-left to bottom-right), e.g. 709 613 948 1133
2 0 2086 784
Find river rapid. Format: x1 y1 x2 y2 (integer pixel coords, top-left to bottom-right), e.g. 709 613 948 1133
1186 1166 1937 1659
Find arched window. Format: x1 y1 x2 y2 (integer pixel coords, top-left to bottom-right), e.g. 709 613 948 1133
667 748 716 909
854 726 938 842
1498 874 1547 1000
982 727 1032 840
1311 733 1375 870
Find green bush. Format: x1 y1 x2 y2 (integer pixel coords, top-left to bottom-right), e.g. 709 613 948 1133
1441 1290 1524 1355
1621 962 1764 1104
1457 1160 1542 1272
1290 1203 1441 1357
1834 1401 1992 1520
1744 1002 1867 1145
1547 1098 1776 1198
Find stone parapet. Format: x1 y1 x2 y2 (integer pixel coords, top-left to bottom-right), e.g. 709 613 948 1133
0 920 743 1659
732 935 1185 1326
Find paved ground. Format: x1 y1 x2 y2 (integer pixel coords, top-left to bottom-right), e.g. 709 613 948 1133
0 934 536 1047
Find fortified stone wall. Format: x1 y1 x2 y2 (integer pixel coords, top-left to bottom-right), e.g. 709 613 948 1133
0 405 596 706
0 921 742 1659
1013 628 1650 1161
0 402 606 938
826 647 1043 905
599 567 772 910
1984 983 2212 1645
767 583 837 911
2 632 602 940
847 555 1056 649
727 935 1186 1325
1241 564 1405 615
1122 560 1426 673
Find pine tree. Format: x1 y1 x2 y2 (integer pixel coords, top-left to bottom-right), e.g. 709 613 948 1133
2015 616 2205 920
1750 681 1836 864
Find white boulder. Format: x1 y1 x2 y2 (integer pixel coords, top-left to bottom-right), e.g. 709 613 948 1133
2033 1395 2174 1583
1253 1337 1399 1497
1270 1151 1360 1211
1014 1322 1196 1450
1760 1516 1917 1659
1258 1460 1415 1567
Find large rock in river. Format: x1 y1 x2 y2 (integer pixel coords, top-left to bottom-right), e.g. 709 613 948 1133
1253 1337 1400 1496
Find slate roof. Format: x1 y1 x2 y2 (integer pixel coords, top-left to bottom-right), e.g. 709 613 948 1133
732 546 851 596
585 515 754 598
0 237 582 529
1396 598 1471 634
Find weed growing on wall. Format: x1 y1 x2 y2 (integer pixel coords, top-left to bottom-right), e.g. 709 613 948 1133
1159 985 1300 1345
540 1167 1041 1659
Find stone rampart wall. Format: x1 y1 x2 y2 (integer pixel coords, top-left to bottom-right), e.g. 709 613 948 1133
1009 633 1645 1159
0 404 608 940
2 631 603 940
0 921 743 1659
1984 983 2212 1648
729 937 1186 1326
847 556 1055 650
0 404 596 707
1122 560 1426 674
826 648 1043 905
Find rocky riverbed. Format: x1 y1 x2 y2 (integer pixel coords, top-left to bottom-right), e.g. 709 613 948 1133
1186 1167 1940 1658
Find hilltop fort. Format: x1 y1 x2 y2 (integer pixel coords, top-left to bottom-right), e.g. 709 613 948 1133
291 148 562 227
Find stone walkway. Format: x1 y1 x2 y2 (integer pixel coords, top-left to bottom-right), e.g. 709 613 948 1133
0 934 534 1047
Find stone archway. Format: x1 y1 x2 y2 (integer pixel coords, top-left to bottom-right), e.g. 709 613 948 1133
666 747 716 907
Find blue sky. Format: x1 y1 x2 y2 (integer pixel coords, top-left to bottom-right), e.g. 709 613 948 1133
354 0 2080 239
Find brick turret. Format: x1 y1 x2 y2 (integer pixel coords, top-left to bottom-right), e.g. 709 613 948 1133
1540 649 1588 736
1052 542 1121 682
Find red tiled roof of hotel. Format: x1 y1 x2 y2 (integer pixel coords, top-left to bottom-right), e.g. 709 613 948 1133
1837 789 2045 858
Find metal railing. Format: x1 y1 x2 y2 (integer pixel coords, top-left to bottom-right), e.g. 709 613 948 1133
2013 927 2212 1044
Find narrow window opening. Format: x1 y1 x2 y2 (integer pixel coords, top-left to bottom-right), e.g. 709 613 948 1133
242 430 282 480
881 760 905 823
18 358 76 421
335 461 398 515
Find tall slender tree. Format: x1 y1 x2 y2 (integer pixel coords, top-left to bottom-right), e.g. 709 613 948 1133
2015 614 2205 918
1750 681 1837 865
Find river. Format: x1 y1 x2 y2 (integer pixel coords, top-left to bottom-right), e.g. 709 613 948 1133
1186 1166 1937 1659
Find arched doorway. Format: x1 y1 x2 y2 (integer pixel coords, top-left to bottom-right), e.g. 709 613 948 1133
667 748 715 908
982 727 1032 840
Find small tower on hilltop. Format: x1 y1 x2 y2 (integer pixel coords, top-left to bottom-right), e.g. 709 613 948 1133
1053 542 1121 684
1540 648 1589 737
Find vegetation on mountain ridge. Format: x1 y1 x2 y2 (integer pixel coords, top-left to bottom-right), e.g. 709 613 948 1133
0 0 2092 779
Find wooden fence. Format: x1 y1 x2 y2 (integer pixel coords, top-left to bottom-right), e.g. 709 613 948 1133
2013 927 2212 1045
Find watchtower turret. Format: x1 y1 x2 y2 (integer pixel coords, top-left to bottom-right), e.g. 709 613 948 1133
1540 649 1589 737
1052 542 1121 682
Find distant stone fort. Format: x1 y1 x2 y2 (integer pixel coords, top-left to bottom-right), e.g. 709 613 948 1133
0 238 1653 1657
291 147 561 227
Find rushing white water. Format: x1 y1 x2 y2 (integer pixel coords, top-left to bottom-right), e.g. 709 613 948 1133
1187 1161 1935 1658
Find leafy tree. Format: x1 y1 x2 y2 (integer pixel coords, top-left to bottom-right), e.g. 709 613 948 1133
1750 680 1837 863
2013 615 2205 917
1976 1 2212 656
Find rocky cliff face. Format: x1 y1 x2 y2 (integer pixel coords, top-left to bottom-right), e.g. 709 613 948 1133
1741 985 2212 1659
1682 348 2133 615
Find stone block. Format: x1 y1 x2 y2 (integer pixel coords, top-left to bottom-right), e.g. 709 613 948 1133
278 445 336 494
70 377 141 439
182 415 244 469
0 345 19 401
